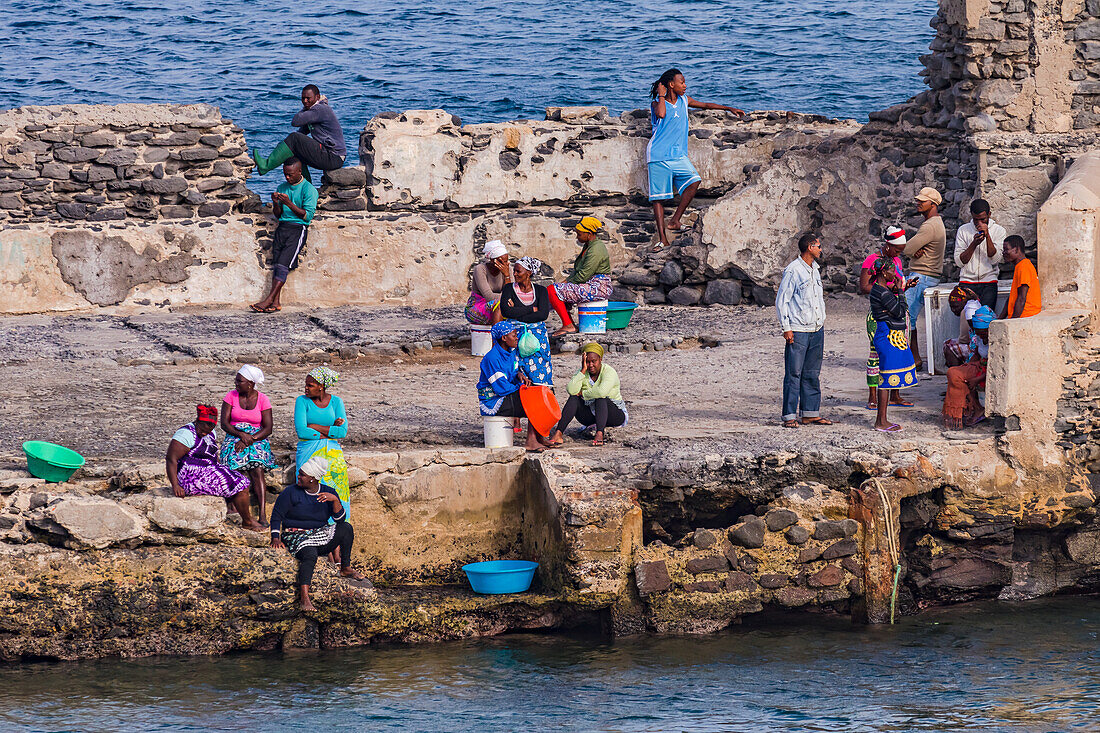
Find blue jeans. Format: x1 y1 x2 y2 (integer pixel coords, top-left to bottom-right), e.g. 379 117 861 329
783 328 824 421
905 273 941 322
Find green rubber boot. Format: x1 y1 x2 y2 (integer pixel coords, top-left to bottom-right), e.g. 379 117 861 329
252 141 294 176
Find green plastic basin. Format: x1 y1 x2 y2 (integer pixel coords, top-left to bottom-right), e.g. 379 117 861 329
606 301 639 330
23 441 86 483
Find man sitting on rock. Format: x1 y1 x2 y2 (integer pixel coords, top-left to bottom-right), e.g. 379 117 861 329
252 84 346 183
250 158 317 313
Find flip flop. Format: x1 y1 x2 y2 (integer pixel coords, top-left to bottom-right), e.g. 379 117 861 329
526 447 546 454
802 417 834 425
889 399 915 407
865 403 878 410
782 420 800 429
875 424 903 433
249 304 266 313
262 305 281 313
965 414 987 427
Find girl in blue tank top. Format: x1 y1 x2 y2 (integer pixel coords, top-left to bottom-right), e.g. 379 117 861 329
647 68 746 249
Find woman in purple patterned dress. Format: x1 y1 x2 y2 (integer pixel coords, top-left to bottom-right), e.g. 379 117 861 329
166 404 264 532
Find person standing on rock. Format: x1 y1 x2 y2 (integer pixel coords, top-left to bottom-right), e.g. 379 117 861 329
860 228 912 410
648 68 745 250
250 158 318 313
270 456 370 612
954 198 1006 310
775 233 832 429
902 187 947 371
252 84 347 183
868 256 919 433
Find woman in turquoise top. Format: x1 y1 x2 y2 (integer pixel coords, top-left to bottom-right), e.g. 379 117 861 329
294 366 350 517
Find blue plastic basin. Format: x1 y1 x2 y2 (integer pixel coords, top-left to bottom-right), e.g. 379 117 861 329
462 560 539 594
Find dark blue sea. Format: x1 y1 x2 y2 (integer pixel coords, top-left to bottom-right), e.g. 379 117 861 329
1 0 938 172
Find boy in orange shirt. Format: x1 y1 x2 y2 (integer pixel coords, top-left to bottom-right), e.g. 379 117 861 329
1001 235 1041 319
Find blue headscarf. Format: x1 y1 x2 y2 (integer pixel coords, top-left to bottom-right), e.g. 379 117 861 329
971 306 996 329
491 320 520 341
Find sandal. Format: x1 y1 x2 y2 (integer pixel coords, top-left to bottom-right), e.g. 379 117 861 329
889 399 915 407
782 420 800 429
262 305 281 313
249 304 267 313
802 417 834 425
526 447 546 454
875 423 903 433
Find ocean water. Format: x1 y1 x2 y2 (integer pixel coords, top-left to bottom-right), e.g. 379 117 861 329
0 598 1098 732
1 0 938 173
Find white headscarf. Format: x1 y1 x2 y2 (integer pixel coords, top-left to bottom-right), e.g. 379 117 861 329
237 364 264 385
300 456 330 480
484 240 507 259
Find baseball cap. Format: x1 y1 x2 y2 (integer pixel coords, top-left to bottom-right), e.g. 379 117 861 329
915 187 942 205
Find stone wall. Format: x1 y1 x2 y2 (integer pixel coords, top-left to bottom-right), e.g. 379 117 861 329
0 104 258 224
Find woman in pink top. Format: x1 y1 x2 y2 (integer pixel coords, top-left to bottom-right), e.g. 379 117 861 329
859 228 916 411
219 364 277 525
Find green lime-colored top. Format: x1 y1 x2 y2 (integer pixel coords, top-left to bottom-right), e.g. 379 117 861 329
567 364 621 401
277 178 318 226
568 239 611 283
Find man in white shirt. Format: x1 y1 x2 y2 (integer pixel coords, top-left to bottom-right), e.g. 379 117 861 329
953 198 1006 310
775 233 832 428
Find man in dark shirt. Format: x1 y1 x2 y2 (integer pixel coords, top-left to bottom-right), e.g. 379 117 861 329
253 84 347 182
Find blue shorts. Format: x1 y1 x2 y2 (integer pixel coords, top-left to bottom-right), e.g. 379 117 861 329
904 273 941 321
648 157 701 201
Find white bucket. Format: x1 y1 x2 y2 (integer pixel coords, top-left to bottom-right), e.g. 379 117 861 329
483 416 513 448
578 299 608 334
471 324 493 356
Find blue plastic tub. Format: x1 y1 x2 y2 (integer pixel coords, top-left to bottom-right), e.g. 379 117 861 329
577 300 608 334
462 560 539 594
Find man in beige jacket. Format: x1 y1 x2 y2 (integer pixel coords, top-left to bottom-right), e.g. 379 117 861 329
903 187 947 370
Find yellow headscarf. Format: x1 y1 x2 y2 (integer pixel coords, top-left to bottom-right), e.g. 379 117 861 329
575 216 603 234
581 342 605 356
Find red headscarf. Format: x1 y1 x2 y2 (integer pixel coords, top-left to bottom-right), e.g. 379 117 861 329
196 405 218 423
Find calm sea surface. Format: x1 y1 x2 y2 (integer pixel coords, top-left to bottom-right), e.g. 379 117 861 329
2 0 937 172
0 598 1097 732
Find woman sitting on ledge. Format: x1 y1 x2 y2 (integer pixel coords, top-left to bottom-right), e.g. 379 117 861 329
218 365 277 526
943 306 995 430
166 404 264 531
465 240 511 326
549 216 613 336
500 256 553 388
548 342 628 447
477 320 548 452
270 456 369 612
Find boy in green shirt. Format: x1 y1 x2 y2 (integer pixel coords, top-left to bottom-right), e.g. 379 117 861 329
251 158 318 313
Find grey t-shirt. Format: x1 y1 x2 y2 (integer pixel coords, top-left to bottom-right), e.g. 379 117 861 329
292 102 347 158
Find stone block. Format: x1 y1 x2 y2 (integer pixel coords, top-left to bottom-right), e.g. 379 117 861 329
821 538 858 559
80 132 116 147
86 165 117 182
160 205 193 219
179 147 219 161
737 552 759 573
635 560 672 596
87 207 125 222
725 571 756 592
667 285 703 306
703 279 742 305
658 260 683 287
199 134 224 146
198 201 231 217
765 508 799 532
693 528 719 549
758 573 789 589
808 565 843 588
97 148 139 166
682 580 723 593
0 194 22 210
798 546 823 563
813 518 858 540
53 146 100 163
643 289 666 304
841 556 861 575
44 496 146 549
1065 531 1100 564
751 285 776 305
545 106 608 122
728 516 766 548
774 586 816 607
148 495 226 533
143 177 188 194
41 162 70 180
167 131 201 145
55 202 87 219
685 555 729 574
323 167 367 187
620 267 658 287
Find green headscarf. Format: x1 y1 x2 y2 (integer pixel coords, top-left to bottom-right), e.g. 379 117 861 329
308 365 339 391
